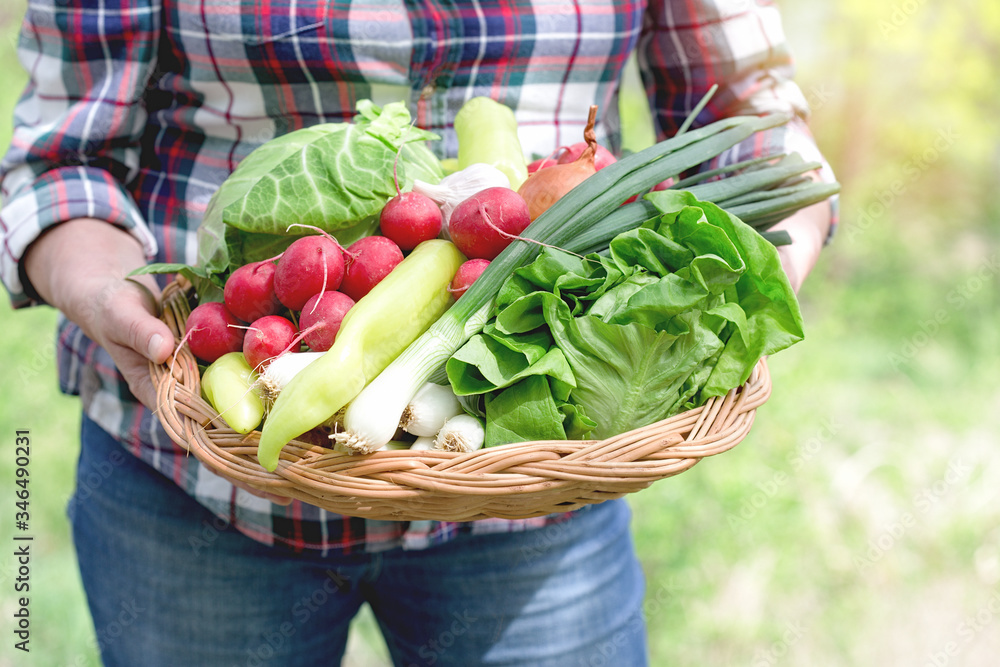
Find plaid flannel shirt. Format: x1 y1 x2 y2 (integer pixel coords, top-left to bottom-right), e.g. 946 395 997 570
1 0 834 553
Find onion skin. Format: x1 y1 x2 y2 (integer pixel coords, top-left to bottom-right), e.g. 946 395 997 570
517 158 595 221
517 105 600 221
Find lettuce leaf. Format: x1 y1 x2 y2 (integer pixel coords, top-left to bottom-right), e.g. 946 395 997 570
446 321 589 446
446 192 803 444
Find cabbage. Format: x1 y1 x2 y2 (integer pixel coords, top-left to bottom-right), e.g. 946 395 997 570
196 100 442 279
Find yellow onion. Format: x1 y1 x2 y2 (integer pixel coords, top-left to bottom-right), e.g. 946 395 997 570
517 105 599 221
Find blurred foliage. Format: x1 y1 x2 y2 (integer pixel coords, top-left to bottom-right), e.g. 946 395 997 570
626 1 1000 664
3 0 1000 665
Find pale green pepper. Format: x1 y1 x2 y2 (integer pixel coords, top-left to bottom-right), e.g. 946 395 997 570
455 97 528 189
257 239 466 471
201 352 265 434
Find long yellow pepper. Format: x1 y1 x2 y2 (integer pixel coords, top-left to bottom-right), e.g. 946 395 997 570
257 239 465 471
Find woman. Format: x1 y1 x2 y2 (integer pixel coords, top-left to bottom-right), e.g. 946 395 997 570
0 1 833 664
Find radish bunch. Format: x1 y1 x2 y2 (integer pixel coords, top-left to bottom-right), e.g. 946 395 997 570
185 234 400 369
185 170 532 383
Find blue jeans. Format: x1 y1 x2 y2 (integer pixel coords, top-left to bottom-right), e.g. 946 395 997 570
70 416 648 666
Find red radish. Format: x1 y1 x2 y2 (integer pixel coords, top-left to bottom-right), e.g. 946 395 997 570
299 291 356 351
379 191 443 251
557 140 617 171
339 235 404 301
185 302 245 363
448 187 531 260
517 105 601 221
273 236 345 311
527 155 559 174
224 260 281 323
450 258 490 299
243 315 298 371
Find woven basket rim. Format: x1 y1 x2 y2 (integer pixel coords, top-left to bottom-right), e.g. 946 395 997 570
150 278 771 521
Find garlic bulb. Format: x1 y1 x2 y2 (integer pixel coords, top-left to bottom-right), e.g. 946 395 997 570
413 163 510 230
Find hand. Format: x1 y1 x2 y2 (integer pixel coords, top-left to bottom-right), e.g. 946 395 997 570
24 219 175 407
24 219 292 505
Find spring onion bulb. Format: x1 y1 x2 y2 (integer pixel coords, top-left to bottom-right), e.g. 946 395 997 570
400 382 463 437
329 439 351 455
256 351 325 407
410 436 435 451
380 440 413 451
434 414 485 453
337 301 491 454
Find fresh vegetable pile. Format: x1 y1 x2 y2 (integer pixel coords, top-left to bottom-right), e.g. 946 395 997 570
139 96 838 473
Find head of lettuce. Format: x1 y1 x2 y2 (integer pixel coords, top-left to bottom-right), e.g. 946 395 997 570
446 190 804 447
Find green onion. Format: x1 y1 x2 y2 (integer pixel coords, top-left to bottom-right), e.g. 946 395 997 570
728 182 841 228
759 230 793 246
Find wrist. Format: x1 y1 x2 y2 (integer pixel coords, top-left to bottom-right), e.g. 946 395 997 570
23 218 151 310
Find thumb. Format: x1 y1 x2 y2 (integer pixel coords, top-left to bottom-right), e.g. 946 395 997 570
144 329 176 365
114 284 176 364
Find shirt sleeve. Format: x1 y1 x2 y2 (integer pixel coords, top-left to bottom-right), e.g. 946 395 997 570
0 0 161 307
636 0 838 225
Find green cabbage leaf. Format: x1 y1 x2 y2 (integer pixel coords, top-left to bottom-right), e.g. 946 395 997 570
195 100 442 281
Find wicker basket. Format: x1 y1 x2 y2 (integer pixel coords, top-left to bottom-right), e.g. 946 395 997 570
150 278 771 521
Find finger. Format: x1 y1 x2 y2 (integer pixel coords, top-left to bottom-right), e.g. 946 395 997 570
104 339 164 411
106 282 177 364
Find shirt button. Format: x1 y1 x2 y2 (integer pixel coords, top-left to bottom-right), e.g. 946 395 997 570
420 84 436 100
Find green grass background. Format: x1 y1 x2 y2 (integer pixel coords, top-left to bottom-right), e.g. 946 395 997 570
3 1 1000 665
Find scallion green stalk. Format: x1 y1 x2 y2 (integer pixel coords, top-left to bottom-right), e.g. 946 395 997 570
334 302 491 453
